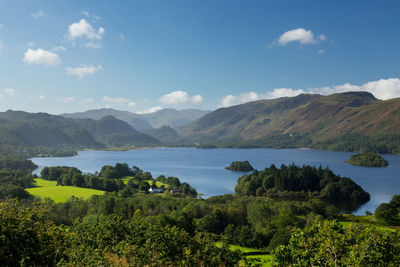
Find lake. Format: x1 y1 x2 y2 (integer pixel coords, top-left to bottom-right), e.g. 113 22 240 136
31 148 400 215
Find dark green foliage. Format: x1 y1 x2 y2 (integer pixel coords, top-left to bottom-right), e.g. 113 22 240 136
0 157 37 172
0 201 68 266
0 200 241 266
273 220 400 266
312 134 400 154
347 152 389 167
225 160 254 171
375 194 400 225
0 169 35 200
235 164 370 208
41 166 82 181
99 163 132 179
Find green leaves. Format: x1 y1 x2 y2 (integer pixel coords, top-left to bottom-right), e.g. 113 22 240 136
273 220 400 266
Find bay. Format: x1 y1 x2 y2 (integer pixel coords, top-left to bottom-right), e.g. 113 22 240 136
31 148 400 215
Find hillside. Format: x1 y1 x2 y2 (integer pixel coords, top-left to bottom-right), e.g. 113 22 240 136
62 108 209 130
141 108 210 128
75 116 160 147
144 125 179 143
62 108 153 131
0 110 101 148
179 92 400 151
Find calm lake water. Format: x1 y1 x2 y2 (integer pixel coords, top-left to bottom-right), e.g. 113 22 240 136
31 148 400 215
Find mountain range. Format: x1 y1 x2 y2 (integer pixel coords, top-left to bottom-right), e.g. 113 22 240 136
62 108 209 130
1 91 399 153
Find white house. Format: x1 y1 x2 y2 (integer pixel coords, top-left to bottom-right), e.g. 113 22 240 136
149 187 164 193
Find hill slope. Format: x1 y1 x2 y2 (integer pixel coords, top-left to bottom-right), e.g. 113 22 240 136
0 110 101 147
75 116 160 146
179 92 400 150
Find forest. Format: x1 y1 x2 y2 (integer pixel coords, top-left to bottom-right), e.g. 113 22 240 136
1 156 399 265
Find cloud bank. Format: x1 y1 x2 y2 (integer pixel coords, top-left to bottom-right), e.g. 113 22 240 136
219 78 400 107
159 90 203 105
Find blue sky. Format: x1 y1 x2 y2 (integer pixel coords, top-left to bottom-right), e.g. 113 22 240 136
1 0 400 114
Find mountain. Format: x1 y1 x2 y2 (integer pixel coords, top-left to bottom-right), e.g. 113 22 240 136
140 108 210 128
179 92 400 148
144 125 179 143
0 110 101 147
75 116 160 147
62 108 209 130
62 109 153 131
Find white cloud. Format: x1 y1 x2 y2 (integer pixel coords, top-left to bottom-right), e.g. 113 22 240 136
52 46 66 52
67 19 104 48
23 48 62 66
219 88 306 107
66 64 102 79
27 41 35 47
39 95 45 100
82 11 90 17
3 88 15 96
277 28 326 46
128 102 136 107
120 33 125 40
57 97 75 103
137 106 163 114
84 42 102 49
308 78 400 100
220 78 400 108
318 49 325 54
31 10 46 18
158 90 203 105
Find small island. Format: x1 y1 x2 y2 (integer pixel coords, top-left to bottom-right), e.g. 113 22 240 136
225 160 254 171
347 152 388 167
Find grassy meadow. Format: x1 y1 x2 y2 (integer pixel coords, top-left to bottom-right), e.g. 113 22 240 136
26 178 105 203
215 242 272 266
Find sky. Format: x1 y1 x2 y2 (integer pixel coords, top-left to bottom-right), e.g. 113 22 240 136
1 0 400 114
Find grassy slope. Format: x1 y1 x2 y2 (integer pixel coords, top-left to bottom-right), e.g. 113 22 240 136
26 178 105 203
215 242 273 267
338 214 400 231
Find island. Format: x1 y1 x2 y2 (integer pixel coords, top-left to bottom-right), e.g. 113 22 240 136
225 160 254 172
347 152 388 167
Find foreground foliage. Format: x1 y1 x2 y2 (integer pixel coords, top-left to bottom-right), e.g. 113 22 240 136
375 194 400 225
274 220 400 266
0 200 241 266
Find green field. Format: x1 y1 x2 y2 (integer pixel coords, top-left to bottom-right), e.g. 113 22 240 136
338 214 399 231
215 242 272 266
26 178 105 203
